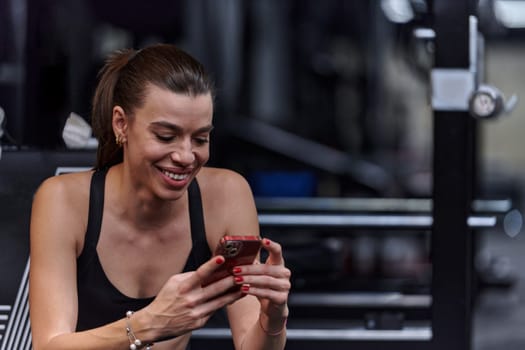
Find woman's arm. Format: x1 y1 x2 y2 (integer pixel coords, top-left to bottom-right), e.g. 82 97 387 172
29 175 137 350
200 168 290 350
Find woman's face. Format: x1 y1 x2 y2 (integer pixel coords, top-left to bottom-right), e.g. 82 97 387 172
123 84 213 200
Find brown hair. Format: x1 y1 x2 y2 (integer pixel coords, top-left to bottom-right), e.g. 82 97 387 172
91 43 215 169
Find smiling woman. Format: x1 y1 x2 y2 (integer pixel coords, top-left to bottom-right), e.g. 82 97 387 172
116 85 214 199
28 43 291 350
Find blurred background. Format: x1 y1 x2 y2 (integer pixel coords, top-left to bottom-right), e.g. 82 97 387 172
1 0 525 349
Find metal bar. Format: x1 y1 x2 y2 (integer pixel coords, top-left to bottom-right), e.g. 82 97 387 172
472 199 512 213
258 214 496 229
191 339 431 350
255 197 512 214
54 166 92 175
431 1 476 350
228 118 394 192
289 292 431 308
256 198 433 212
192 326 432 341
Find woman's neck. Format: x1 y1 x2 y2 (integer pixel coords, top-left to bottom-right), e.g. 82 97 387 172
109 164 188 230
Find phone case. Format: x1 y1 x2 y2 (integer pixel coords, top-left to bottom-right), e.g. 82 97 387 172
202 235 262 287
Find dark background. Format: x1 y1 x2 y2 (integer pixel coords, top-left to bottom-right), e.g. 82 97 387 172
1 0 525 349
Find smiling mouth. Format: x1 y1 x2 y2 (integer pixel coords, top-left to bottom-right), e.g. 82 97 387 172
161 169 189 181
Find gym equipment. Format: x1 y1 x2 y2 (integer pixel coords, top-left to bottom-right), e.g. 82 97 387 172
192 2 519 350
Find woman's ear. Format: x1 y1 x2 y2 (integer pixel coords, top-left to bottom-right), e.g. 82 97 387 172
112 106 128 143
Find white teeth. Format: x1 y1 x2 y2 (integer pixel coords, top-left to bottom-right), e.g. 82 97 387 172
162 170 188 181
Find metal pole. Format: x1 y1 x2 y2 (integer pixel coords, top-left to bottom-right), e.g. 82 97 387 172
431 1 476 349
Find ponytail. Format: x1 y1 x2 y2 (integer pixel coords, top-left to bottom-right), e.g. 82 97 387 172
91 49 135 170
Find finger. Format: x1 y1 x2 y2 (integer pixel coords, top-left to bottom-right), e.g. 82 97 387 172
190 255 228 287
239 284 289 306
232 263 291 279
233 273 291 292
261 238 285 265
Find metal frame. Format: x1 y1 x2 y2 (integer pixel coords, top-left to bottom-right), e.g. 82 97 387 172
258 213 495 229
431 1 477 350
192 2 483 350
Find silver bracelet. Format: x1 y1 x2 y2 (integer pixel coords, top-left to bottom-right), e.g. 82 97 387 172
125 311 154 350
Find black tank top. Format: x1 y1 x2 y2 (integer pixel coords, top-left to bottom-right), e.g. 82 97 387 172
76 167 211 331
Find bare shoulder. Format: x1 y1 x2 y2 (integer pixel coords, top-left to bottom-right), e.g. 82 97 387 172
34 170 92 205
196 167 252 197
32 170 93 251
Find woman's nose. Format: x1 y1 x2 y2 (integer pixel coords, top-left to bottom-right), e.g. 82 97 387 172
170 143 195 165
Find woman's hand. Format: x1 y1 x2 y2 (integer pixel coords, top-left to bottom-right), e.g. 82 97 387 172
232 238 291 323
143 255 245 340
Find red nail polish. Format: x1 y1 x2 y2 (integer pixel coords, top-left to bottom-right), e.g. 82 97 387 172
215 256 224 264
264 238 271 246
234 276 244 283
232 267 242 274
241 284 250 292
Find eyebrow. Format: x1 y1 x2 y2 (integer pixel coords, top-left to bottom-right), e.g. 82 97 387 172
149 121 214 134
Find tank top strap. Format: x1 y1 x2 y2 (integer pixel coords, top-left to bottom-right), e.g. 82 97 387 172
77 167 108 272
184 179 211 271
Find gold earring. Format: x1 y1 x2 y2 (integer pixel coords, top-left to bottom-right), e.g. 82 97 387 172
115 134 123 147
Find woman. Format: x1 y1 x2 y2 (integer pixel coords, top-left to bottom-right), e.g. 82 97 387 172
29 43 290 350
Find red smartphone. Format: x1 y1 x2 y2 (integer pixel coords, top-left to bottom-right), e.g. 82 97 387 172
202 235 262 287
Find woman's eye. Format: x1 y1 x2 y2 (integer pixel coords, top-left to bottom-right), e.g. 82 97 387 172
156 134 175 142
195 137 209 145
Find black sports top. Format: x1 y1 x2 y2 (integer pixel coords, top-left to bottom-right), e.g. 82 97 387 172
76 167 211 331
